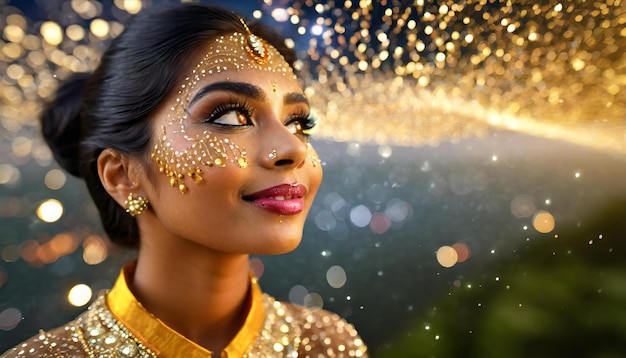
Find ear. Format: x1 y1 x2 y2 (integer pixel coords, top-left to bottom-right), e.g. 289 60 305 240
97 148 142 208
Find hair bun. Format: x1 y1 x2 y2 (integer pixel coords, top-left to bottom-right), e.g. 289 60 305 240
40 72 91 177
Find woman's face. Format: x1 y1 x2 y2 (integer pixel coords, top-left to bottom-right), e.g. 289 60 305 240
142 33 323 255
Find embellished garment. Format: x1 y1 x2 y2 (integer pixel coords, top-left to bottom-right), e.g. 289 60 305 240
2 267 367 357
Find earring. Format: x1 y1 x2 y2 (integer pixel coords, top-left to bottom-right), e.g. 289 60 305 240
125 193 149 216
268 149 277 160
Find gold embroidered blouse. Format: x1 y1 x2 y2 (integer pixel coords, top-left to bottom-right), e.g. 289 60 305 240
1 266 367 357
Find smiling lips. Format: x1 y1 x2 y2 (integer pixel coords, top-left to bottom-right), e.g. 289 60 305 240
243 184 307 215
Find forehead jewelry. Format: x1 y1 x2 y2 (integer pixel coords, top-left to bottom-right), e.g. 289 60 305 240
152 19 295 194
240 18 269 64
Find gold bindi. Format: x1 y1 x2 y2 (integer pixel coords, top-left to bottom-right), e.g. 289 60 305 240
151 22 295 194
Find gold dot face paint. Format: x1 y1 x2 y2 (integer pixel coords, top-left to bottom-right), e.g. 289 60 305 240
151 29 300 194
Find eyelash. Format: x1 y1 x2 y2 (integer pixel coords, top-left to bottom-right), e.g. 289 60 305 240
199 101 317 136
286 111 317 137
200 101 254 126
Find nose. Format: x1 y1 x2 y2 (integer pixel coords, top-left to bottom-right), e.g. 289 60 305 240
260 121 307 170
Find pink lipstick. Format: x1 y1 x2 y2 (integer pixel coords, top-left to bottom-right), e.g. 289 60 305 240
243 184 307 215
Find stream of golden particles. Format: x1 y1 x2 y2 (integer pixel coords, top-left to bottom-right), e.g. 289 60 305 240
1 0 625 154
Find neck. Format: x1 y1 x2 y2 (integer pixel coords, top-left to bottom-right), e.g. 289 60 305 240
131 235 251 353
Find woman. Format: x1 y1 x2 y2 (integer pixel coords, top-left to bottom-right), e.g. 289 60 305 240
2 4 366 357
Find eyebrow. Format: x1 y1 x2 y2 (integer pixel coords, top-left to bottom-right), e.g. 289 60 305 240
188 81 309 108
189 82 265 108
284 92 309 106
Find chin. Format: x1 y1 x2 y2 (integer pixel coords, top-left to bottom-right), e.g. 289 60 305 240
255 234 302 256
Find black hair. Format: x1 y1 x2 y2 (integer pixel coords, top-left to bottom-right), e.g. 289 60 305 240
41 4 296 247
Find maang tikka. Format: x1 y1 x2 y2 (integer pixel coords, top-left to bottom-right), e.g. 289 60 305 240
151 18 295 194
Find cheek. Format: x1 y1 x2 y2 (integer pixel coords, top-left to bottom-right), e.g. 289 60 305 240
150 167 246 236
305 164 323 206
310 168 323 200
306 142 322 169
151 126 249 194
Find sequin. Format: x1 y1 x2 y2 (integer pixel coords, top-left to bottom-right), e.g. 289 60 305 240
2 292 367 358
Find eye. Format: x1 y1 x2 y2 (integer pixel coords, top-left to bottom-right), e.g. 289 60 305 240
285 110 318 136
201 102 253 127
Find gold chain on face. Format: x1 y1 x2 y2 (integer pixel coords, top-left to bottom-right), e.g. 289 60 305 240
151 26 299 194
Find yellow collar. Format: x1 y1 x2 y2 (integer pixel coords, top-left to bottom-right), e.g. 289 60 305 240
105 263 265 357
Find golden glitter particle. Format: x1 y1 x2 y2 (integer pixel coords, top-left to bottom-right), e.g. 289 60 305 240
0 0 624 185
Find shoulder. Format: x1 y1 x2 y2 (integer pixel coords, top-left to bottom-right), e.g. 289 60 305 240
0 323 86 358
264 295 368 357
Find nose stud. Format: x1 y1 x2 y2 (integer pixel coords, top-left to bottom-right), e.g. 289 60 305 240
268 149 277 160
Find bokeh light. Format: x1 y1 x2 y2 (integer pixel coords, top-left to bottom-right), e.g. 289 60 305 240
90 19 110 38
36 199 64 223
50 233 80 257
11 137 32 157
0 164 21 186
436 246 459 268
67 284 92 307
369 213 391 234
249 257 265 278
326 265 347 289
82 235 107 265
384 199 412 223
511 194 536 218
378 145 393 158
315 210 337 231
289 284 308 306
0 308 22 331
451 243 471 263
2 244 20 263
303 292 324 309
533 211 556 234
123 0 142 14
350 205 372 228
40 21 63 46
271 8 289 22
44 169 67 190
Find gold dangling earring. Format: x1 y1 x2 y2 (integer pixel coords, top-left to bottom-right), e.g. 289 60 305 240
125 193 149 216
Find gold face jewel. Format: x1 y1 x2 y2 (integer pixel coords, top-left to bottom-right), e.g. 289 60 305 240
151 29 295 194
151 129 249 194
306 142 321 167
